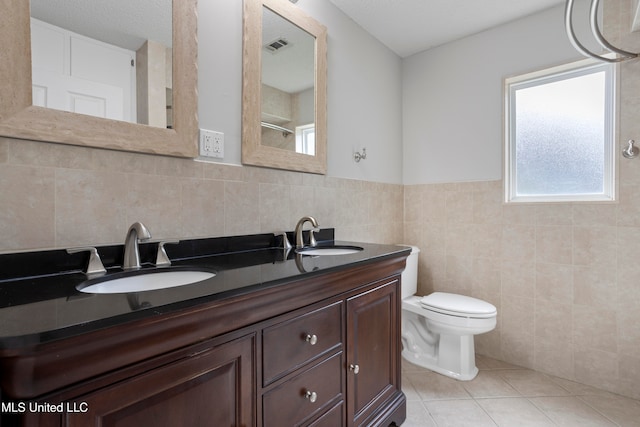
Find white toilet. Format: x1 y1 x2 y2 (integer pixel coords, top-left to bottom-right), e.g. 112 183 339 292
400 246 497 381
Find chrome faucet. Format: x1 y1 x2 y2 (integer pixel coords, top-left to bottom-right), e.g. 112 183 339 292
294 216 319 249
123 222 152 270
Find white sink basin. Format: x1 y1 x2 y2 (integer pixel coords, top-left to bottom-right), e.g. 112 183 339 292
77 270 216 294
296 246 363 256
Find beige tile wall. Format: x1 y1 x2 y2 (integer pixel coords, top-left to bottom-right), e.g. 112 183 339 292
0 137 403 253
402 0 640 400
403 181 640 400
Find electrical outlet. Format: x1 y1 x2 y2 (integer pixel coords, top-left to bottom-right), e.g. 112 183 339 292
199 129 224 158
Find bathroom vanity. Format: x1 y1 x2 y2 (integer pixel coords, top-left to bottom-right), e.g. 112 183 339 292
0 231 409 426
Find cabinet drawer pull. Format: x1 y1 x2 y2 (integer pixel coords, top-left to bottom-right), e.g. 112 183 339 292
304 390 318 403
305 334 318 345
349 364 360 374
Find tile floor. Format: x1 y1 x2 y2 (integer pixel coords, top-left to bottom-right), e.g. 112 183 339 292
401 355 640 426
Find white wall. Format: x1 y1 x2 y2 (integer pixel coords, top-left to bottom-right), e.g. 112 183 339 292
199 0 404 184
198 0 243 165
402 6 588 185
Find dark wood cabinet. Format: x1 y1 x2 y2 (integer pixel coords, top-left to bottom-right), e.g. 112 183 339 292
65 334 255 427
1 255 406 427
346 280 402 427
259 278 403 426
7 333 256 427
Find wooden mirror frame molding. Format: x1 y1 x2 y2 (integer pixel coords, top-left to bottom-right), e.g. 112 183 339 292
242 0 327 174
0 0 198 158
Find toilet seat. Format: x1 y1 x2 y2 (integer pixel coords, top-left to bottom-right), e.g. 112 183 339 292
420 292 496 319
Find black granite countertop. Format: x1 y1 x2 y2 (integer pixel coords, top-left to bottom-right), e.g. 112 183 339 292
0 230 410 349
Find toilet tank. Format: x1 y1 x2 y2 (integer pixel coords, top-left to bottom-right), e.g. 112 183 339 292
400 245 420 299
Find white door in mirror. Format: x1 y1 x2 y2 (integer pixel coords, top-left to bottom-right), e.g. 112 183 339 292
31 19 134 122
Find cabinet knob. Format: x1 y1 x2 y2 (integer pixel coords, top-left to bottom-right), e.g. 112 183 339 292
305 334 318 345
349 364 360 374
304 390 318 403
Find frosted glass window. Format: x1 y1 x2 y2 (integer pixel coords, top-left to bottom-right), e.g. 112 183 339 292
504 60 616 203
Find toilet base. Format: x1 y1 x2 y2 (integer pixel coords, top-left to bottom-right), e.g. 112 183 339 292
402 347 479 381
401 308 482 381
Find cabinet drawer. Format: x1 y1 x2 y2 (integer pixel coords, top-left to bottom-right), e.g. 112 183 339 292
263 352 342 427
263 301 342 384
307 401 343 427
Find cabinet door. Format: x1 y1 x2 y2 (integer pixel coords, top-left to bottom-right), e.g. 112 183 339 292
65 334 255 427
346 280 399 426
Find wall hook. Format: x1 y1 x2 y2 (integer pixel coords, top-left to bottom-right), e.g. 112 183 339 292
354 147 367 162
622 140 638 159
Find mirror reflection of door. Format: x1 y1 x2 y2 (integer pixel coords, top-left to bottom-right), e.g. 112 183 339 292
261 6 316 156
29 0 172 128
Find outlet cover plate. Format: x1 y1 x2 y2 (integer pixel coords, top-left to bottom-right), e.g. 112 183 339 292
199 129 224 158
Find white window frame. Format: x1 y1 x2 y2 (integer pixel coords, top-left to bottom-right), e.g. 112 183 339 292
295 123 315 156
504 58 618 203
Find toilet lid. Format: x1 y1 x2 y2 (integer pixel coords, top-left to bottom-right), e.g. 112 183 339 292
420 292 497 318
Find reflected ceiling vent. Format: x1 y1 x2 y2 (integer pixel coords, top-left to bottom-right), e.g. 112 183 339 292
264 38 290 53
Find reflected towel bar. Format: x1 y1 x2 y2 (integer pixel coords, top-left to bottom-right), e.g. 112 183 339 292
261 121 294 135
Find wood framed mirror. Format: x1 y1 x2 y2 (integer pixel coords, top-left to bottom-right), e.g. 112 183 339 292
0 0 198 158
242 0 327 174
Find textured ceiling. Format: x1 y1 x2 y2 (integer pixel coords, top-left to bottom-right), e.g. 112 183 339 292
30 0 172 51
327 0 565 57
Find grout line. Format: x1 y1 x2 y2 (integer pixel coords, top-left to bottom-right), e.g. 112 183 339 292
575 395 624 427
403 356 640 426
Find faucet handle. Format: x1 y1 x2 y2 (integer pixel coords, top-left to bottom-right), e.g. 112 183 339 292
67 247 107 275
309 228 319 247
275 232 293 250
155 240 179 267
